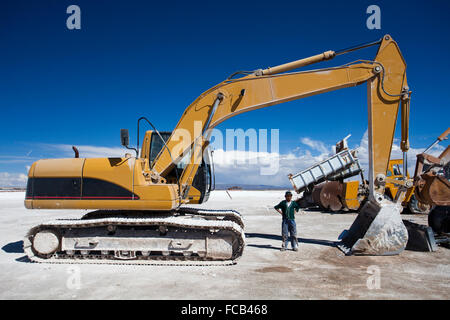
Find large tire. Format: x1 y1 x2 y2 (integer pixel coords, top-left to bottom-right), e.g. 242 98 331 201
428 206 450 234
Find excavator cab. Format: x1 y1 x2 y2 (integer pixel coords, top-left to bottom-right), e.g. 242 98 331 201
142 130 214 204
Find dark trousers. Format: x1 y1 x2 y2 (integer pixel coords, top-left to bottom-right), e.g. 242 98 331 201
282 218 298 248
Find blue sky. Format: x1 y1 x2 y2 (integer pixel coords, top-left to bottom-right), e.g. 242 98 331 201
1 0 449 186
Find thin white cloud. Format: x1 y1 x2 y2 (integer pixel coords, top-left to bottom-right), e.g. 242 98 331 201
41 144 127 158
0 172 28 187
0 155 38 164
300 137 330 154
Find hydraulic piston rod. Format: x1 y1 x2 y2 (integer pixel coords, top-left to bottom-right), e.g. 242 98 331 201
257 50 336 76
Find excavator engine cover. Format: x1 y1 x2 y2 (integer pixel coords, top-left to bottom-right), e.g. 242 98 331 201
339 200 408 255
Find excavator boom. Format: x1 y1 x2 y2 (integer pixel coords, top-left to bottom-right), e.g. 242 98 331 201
153 36 408 205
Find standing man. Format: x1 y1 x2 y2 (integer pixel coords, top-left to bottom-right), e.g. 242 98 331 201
274 191 300 251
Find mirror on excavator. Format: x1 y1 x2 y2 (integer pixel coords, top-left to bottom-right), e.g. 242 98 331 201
120 129 130 147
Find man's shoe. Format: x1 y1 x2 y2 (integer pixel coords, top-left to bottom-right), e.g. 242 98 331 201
280 247 286 251
293 247 298 252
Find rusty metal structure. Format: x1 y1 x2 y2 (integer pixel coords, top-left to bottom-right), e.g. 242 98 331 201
414 128 450 207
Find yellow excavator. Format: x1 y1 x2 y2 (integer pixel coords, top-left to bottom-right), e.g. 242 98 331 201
24 34 415 263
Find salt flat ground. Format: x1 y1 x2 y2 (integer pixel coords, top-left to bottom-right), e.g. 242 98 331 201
0 190 448 300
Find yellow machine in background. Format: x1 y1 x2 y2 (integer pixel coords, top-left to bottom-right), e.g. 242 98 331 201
290 152 417 213
25 35 416 263
342 181 361 211
385 159 411 201
384 159 433 214
336 159 423 212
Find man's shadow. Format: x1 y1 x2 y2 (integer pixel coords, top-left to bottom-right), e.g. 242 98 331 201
245 233 337 250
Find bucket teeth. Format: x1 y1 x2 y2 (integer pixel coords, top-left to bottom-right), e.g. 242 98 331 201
339 200 409 255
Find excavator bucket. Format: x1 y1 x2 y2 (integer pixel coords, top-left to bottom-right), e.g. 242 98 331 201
338 200 409 255
403 220 437 252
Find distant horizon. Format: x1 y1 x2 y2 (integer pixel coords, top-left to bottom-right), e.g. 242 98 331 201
0 183 292 190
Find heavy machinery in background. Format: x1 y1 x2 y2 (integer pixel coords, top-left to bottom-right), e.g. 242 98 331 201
288 135 365 212
288 136 427 214
288 128 450 251
25 34 421 263
411 128 450 248
413 128 449 210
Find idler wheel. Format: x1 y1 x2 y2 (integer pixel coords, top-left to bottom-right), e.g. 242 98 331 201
32 230 60 255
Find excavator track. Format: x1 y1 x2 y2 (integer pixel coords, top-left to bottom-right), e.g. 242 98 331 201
80 207 244 229
23 208 245 266
177 207 244 229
